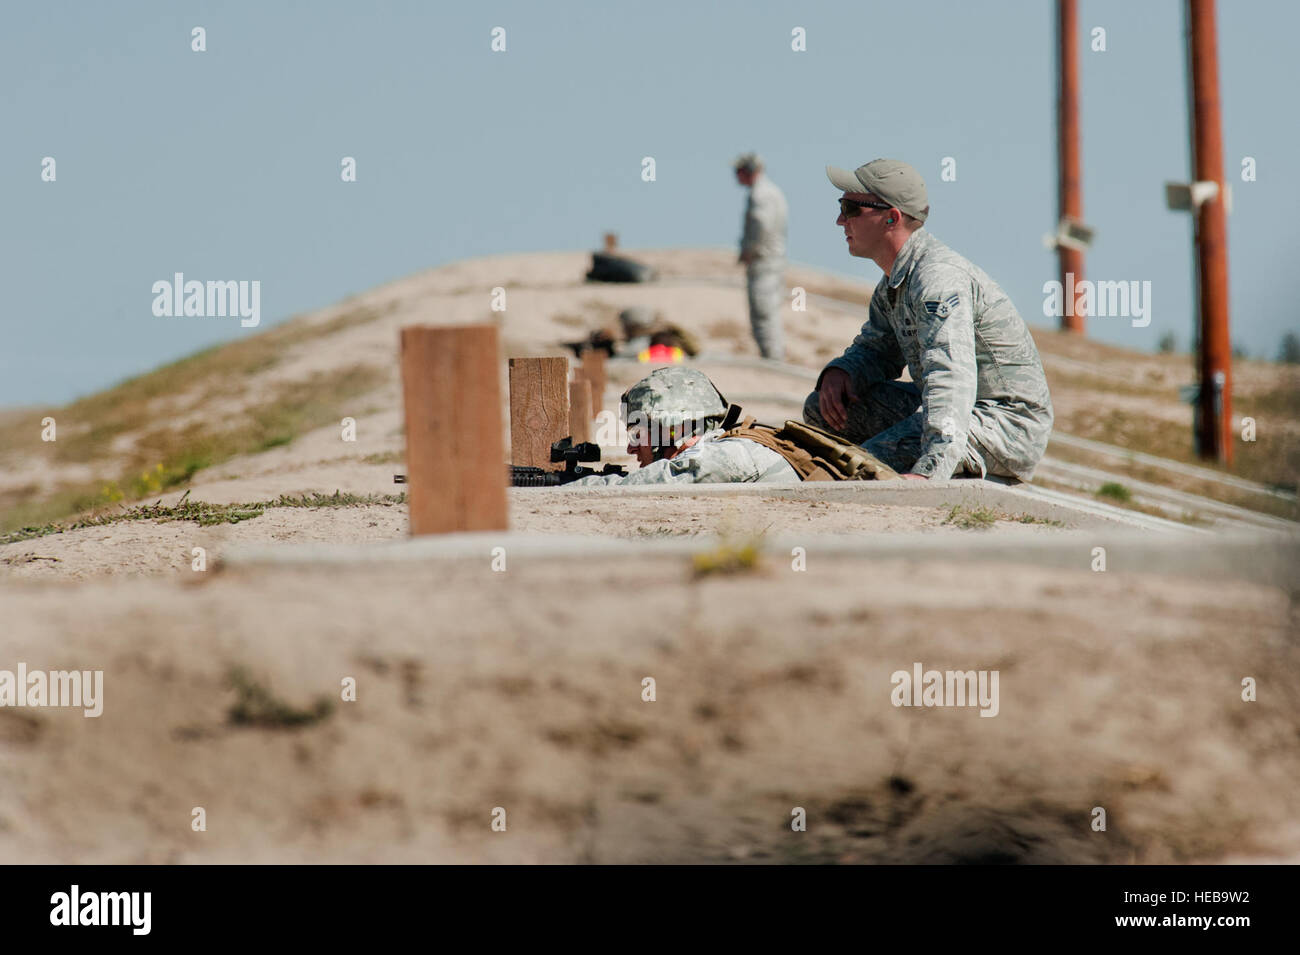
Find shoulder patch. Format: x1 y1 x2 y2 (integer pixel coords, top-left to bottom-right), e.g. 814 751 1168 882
923 294 961 318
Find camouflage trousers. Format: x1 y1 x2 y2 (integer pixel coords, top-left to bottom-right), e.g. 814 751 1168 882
746 261 785 361
801 379 989 478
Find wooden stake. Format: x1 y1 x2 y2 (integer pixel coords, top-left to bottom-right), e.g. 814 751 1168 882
568 379 592 444
581 348 607 420
508 357 569 468
400 325 506 536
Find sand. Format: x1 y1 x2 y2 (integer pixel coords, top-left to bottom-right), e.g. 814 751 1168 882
2 248 1296 864
1 550 1295 864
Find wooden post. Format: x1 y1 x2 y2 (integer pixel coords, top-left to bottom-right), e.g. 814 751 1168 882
569 379 592 444
508 357 569 468
581 348 607 420
1188 0 1232 465
400 325 506 536
1056 0 1086 335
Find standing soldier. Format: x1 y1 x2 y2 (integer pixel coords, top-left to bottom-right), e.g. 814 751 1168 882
806 158 1053 481
734 153 788 361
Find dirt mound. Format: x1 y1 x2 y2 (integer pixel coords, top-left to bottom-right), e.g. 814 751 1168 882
2 551 1294 864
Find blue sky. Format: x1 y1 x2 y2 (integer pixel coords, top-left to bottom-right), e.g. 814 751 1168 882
2 0 1296 406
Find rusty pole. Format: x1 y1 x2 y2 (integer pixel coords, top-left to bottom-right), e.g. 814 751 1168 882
1187 0 1233 465
1056 0 1086 334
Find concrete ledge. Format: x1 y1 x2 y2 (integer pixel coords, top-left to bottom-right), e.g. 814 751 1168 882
1033 458 1297 532
1048 430 1298 502
997 482 1215 534
221 528 1300 588
518 478 1201 533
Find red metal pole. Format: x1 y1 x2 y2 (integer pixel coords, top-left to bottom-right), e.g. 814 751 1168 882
1057 0 1085 334
1187 0 1232 465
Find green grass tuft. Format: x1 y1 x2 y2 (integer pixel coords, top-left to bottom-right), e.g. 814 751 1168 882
692 540 762 577
941 504 999 529
226 666 334 729
1095 482 1133 502
1016 512 1066 527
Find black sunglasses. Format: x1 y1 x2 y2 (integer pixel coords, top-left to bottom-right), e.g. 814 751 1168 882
839 197 892 218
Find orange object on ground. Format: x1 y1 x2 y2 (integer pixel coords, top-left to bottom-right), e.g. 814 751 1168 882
638 344 684 364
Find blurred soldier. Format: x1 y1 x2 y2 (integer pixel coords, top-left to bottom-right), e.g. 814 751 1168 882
806 158 1053 482
617 307 701 361
562 307 700 361
734 153 788 361
572 367 897 486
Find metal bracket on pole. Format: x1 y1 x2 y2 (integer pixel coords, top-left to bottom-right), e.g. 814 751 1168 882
1041 216 1095 252
1165 180 1231 213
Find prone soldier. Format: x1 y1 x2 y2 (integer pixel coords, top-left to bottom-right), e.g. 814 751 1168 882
572 367 897 487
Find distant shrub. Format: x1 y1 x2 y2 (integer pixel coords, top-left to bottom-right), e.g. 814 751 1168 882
1278 332 1300 364
1096 482 1132 502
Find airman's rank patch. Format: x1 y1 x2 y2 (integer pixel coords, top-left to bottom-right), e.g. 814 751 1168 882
924 294 961 319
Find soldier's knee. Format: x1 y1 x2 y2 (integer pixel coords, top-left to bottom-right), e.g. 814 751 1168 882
802 390 824 426
861 437 917 474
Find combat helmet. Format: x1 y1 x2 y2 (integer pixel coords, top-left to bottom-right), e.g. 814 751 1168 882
622 367 728 457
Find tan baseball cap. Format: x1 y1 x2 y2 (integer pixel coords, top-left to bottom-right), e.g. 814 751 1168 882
826 158 929 223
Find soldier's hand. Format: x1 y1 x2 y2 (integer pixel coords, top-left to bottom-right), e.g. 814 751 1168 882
818 368 857 432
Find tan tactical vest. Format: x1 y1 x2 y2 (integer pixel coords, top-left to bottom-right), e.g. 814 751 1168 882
720 416 899 481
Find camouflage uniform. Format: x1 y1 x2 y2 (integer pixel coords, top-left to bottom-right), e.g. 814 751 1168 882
570 365 799 486
740 175 788 361
571 429 799 486
804 228 1053 481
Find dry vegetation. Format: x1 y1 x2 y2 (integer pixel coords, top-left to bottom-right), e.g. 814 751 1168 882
0 305 390 534
1045 359 1299 494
